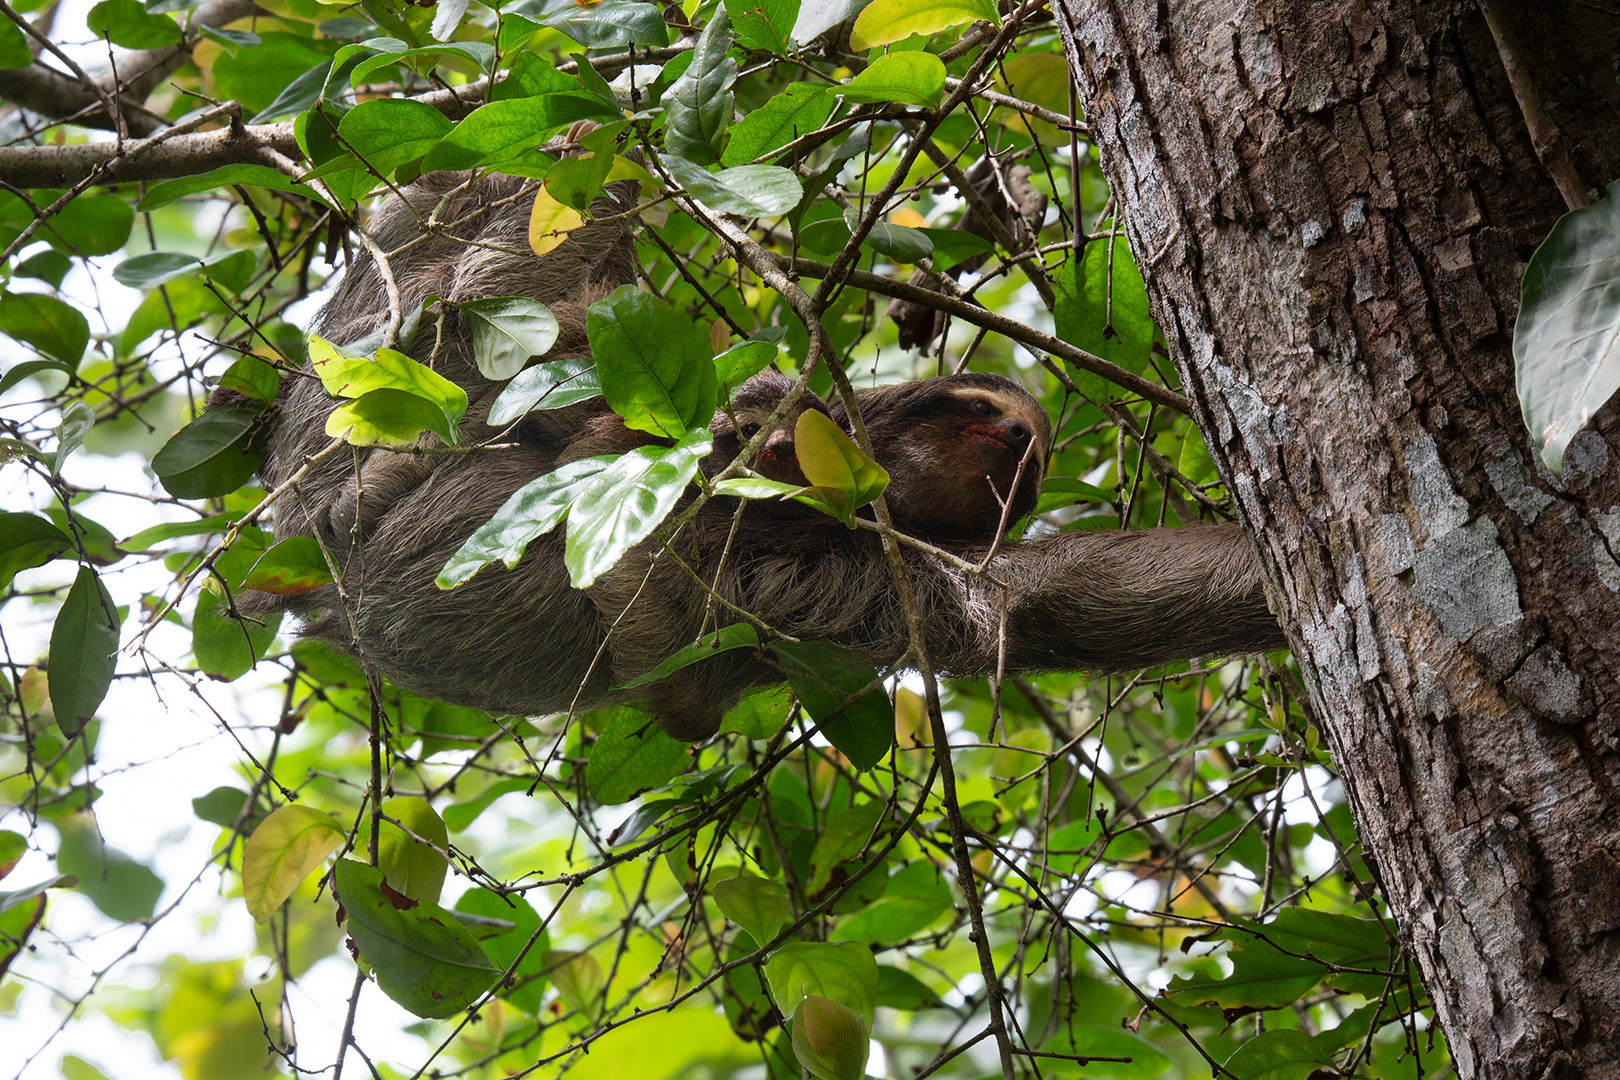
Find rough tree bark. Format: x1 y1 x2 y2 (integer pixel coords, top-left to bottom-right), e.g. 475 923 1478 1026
1053 1 1620 1076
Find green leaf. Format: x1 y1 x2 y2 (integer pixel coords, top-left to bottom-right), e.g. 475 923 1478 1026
789 996 868 1080
1041 1027 1173 1079
119 513 231 553
325 389 445 447
664 157 803 218
861 220 932 263
0 292 89 366
724 0 799 54
722 84 834 167
839 51 946 108
917 226 994 270
543 949 605 1016
617 622 760 689
0 16 29 68
1516 179 1620 473
850 0 996 48
488 355 602 424
86 0 181 48
587 285 718 437
242 537 334 596
664 8 736 166
0 358 72 396
192 577 281 680
364 797 449 905
1164 908 1389 1010
112 249 257 291
241 805 345 922
37 194 134 255
443 778 530 832
874 966 945 1010
1054 236 1154 400
806 799 886 893
833 860 951 943
191 786 251 828
436 456 612 587
0 886 45 978
16 249 72 287
770 640 894 770
55 814 163 923
309 336 467 444
1222 1029 1336 1080
563 429 713 588
0 512 71 587
544 149 617 212
711 875 792 945
151 401 264 499
539 0 668 48
763 940 879 1026
332 859 498 1019
338 98 454 175
585 707 690 804
419 95 620 172
137 165 327 211
51 400 94 474
454 888 550 1014
216 355 281 404
720 683 794 739
714 334 785 393
791 409 889 525
462 296 560 381
47 566 119 735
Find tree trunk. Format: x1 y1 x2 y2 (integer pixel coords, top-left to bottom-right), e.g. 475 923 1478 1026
1051 1 1620 1076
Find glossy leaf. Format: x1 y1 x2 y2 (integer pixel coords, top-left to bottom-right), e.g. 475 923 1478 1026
839 51 946 107
462 297 560 381
138 165 327 211
874 966 945 1010
0 16 28 67
436 456 612 587
309 336 466 445
585 707 690 804
664 8 736 166
421 95 619 172
119 514 231 553
723 84 834 167
216 355 281 405
724 0 799 54
242 805 345 922
488 356 602 424
564 430 713 587
664 157 803 217
151 401 263 499
849 0 996 48
617 622 760 689
791 409 889 525
339 98 455 175
0 512 71 587
47 566 119 734
0 292 89 366
539 0 668 48
1054 232 1154 402
1515 179 1620 473
333 859 498 1019
587 285 718 437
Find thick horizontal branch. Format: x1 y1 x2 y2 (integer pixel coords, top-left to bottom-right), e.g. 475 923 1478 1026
0 0 257 134
0 121 297 186
778 254 1191 414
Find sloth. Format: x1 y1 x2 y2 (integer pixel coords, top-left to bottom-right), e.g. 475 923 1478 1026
250 169 1285 741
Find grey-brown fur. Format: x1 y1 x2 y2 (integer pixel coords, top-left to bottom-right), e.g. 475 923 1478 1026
252 170 1285 741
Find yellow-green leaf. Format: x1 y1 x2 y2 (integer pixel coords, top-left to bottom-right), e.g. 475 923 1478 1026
242 805 345 922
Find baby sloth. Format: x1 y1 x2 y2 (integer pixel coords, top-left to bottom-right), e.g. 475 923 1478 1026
836 373 1051 546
